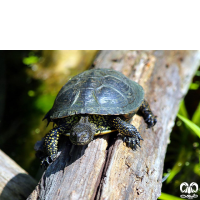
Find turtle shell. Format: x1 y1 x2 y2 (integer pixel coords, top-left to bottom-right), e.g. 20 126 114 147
48 68 144 119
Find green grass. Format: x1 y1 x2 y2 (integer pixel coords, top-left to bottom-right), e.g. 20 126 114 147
177 114 200 138
161 68 200 198
158 192 183 200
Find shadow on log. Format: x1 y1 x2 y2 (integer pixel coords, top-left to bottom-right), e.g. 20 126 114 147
0 150 37 200
28 50 200 200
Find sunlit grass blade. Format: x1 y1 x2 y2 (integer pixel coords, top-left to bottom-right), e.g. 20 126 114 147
192 102 200 126
166 148 186 183
166 167 181 183
158 192 183 200
178 100 188 118
177 114 200 138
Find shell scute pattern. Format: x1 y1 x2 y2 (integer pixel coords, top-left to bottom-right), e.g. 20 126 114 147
50 69 144 119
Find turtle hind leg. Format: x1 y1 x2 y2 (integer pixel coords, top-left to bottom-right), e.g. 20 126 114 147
139 99 157 128
111 117 143 150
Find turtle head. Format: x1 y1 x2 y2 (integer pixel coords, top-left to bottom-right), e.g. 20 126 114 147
69 116 95 145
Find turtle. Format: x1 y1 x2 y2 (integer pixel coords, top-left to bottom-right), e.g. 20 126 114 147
41 68 157 167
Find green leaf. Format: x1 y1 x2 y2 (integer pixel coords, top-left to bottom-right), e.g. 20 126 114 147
166 168 181 183
178 100 188 118
166 149 186 183
194 163 200 176
158 192 183 200
196 70 200 76
177 114 200 138
166 167 181 183
192 102 200 126
189 82 199 90
23 55 39 65
34 94 55 113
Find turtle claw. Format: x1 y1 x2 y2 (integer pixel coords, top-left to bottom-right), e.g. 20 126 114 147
123 134 143 150
41 154 57 169
145 115 157 128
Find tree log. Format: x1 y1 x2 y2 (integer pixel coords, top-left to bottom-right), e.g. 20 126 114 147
0 150 37 200
27 50 200 200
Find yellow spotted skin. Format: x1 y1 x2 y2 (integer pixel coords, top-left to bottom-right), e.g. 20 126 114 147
55 114 115 135
44 128 60 157
42 114 140 164
42 114 118 167
111 117 143 149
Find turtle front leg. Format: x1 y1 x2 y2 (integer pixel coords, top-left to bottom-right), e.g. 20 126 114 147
41 124 66 168
139 99 157 128
111 117 143 150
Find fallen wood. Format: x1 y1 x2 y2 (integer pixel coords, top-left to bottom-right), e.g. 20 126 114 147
0 150 37 200
28 50 200 200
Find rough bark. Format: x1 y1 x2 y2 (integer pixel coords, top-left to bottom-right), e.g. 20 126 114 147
27 50 200 200
0 150 37 200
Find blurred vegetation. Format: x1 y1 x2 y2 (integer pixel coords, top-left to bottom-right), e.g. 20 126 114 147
159 67 200 199
0 50 98 178
0 51 199 199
